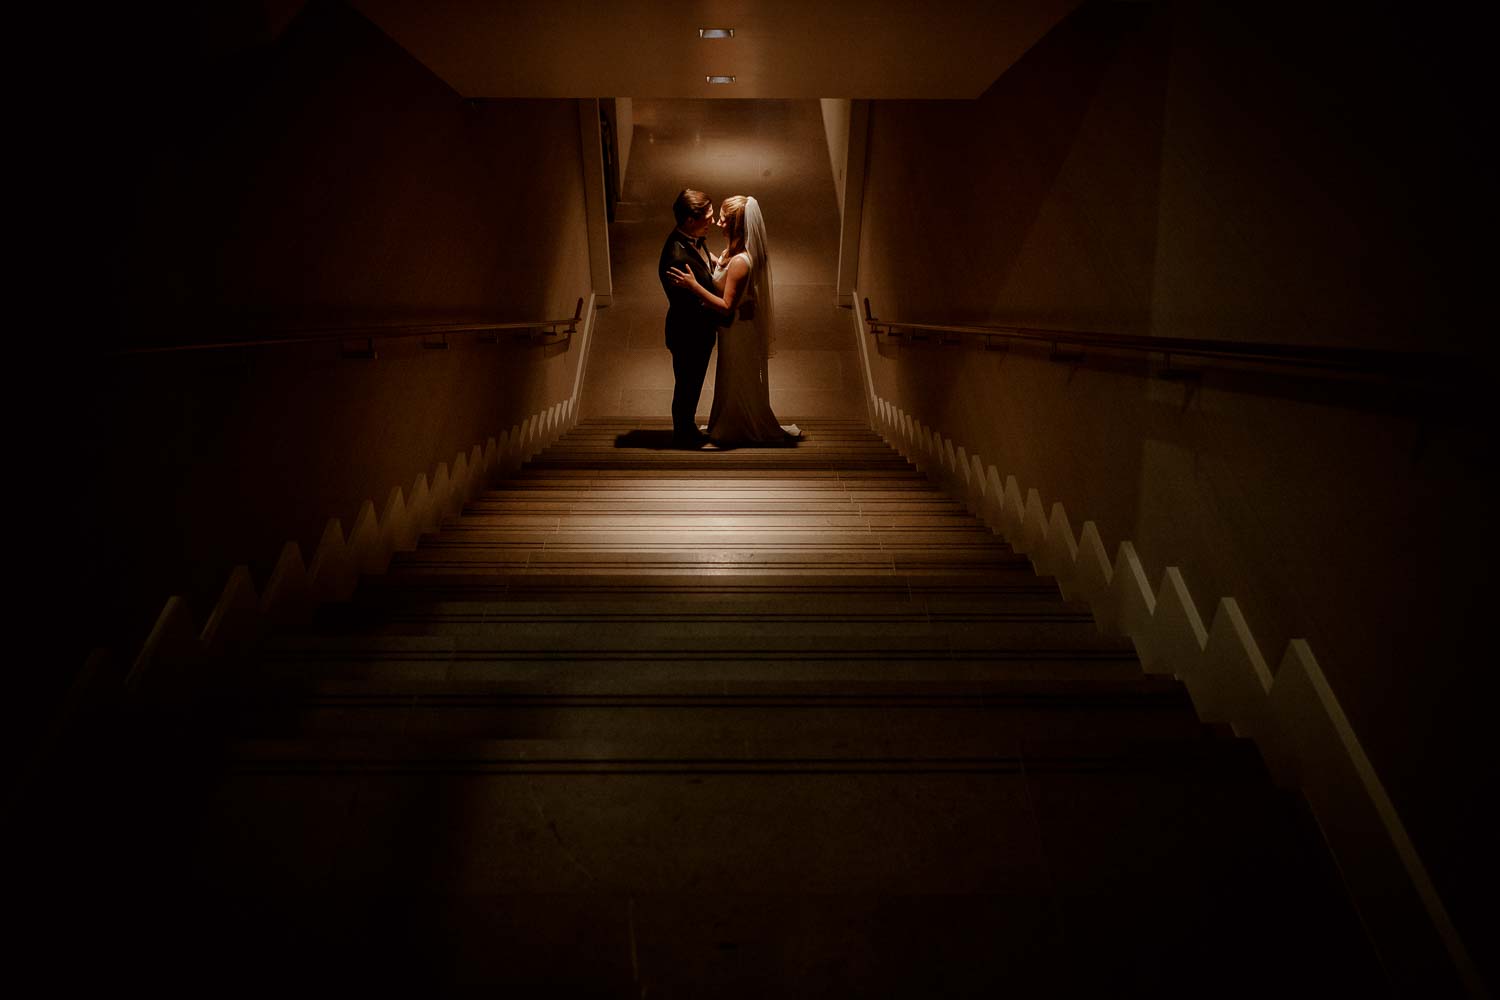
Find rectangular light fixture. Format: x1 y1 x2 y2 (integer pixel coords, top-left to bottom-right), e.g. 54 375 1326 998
706 75 736 84
699 28 735 39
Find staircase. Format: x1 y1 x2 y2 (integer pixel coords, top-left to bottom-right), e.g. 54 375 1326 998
32 418 1386 995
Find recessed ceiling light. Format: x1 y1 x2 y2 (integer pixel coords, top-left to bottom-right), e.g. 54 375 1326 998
699 28 735 39
706 75 736 84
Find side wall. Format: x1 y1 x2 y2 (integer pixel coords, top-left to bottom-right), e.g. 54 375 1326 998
66 0 595 680
820 98 852 215
615 97 635 188
856 1 1485 987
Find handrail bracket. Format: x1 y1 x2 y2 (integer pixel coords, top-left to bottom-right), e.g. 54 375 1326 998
518 298 583 345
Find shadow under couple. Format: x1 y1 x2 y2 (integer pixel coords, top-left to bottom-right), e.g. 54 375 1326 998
657 188 801 449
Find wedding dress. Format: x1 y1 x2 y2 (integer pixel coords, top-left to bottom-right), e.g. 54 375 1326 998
704 198 800 446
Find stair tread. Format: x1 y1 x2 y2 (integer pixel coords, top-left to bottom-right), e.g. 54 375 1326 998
354 570 1064 594
224 675 1183 697
261 621 1127 646
220 732 1256 769
415 529 1009 544
233 659 1150 689
321 596 1095 620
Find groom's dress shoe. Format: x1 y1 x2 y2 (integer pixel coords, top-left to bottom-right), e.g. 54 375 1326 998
673 431 710 449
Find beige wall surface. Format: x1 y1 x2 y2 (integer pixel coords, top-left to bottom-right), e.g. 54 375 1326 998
71 1 592 678
856 1 1486 979
820 98 852 214
108 4 588 338
615 97 634 188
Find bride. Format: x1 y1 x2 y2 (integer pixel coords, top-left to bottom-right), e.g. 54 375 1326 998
667 195 800 446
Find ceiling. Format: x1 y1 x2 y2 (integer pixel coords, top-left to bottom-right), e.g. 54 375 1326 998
348 0 1083 99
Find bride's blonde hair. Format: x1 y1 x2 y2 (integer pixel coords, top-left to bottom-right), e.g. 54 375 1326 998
719 195 749 255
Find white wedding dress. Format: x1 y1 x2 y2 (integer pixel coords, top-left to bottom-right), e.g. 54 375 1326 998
705 250 800 446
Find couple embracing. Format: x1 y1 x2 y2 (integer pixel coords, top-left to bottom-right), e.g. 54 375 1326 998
657 188 800 449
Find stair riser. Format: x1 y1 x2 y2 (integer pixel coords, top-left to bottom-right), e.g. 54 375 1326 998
241 655 1144 691
224 702 1202 745
352 574 1064 597
412 531 1009 547
264 619 1124 650
324 596 1091 619
388 552 1032 572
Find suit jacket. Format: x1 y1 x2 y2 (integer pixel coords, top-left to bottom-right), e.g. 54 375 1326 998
659 230 730 351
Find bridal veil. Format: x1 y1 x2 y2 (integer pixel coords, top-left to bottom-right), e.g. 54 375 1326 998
744 196 775 358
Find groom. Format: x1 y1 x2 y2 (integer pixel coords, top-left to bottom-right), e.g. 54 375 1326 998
658 188 727 447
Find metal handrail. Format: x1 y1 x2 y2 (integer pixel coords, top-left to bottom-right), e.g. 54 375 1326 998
106 297 585 358
863 299 1455 379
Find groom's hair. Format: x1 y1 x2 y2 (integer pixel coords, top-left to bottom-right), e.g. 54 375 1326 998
672 189 712 226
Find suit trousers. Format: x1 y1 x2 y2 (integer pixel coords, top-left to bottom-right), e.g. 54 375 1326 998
669 334 715 438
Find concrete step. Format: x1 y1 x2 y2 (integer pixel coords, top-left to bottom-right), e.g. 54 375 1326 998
386 548 1033 574
272 618 1114 649
562 425 878 436
216 726 1253 773
545 442 900 454
495 468 932 481
528 456 914 469
238 652 1144 688
353 570 1065 598
525 463 920 474
442 514 984 532
258 624 1132 657
246 639 1142 691
580 419 874 424
413 528 1008 547
220 680 1201 745
457 500 968 515
535 438 902 449
470 492 963 507
322 593 1094 621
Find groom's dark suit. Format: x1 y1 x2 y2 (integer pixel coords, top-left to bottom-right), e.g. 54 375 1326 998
659 229 728 443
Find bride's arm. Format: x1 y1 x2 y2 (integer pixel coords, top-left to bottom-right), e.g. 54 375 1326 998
668 256 748 315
